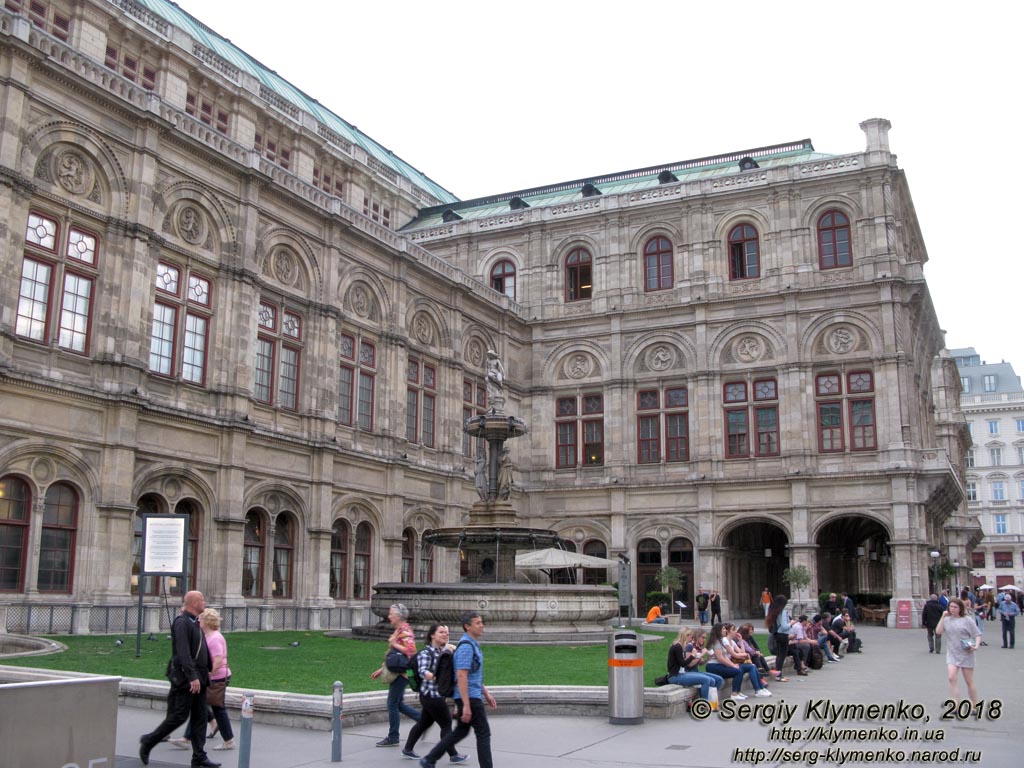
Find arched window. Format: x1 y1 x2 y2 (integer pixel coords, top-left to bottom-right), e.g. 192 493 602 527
565 248 592 301
728 224 760 280
242 510 265 597
419 540 434 583
582 539 608 585
551 540 577 584
39 482 78 593
402 528 415 583
490 260 517 300
170 500 200 596
817 210 852 269
272 514 294 598
353 521 372 599
0 476 31 592
132 494 164 596
643 236 673 291
330 519 350 599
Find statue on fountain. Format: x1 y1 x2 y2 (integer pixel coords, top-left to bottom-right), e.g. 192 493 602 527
485 349 506 412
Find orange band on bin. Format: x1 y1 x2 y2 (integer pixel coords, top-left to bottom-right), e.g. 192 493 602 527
607 659 644 667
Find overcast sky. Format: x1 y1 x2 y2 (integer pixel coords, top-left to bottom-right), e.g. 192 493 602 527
176 0 1023 375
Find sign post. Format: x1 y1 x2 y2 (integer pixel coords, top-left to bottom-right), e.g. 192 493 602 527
896 599 912 629
136 514 189 657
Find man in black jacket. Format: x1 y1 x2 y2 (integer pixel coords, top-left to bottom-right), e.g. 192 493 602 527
921 594 944 653
139 590 219 768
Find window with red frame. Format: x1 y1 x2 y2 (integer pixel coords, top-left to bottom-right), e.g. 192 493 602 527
329 519 349 599
728 224 760 279
419 539 434 583
131 495 163 596
242 510 264 597
643 236 673 291
104 40 157 90
406 357 437 447
16 210 100 355
815 370 876 452
255 299 302 410
353 521 372 599
490 259 517 299
582 540 609 585
363 196 392 228
818 210 852 269
565 248 593 301
401 528 415 583
463 378 487 458
185 89 229 134
555 393 604 467
971 550 986 569
37 482 77 593
6 0 70 40
255 124 292 170
272 515 294 597
994 551 1013 568
723 378 779 458
637 386 689 463
312 161 345 197
338 332 376 430
149 261 213 385
0 475 31 592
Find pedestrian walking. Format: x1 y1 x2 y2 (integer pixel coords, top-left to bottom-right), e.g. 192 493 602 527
138 590 219 767
921 594 944 654
998 592 1019 649
709 589 722 625
402 624 468 763
370 603 420 747
935 598 982 704
419 611 497 768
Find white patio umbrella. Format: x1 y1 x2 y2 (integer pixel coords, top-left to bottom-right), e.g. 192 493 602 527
514 548 619 569
998 585 1021 591
977 584 994 590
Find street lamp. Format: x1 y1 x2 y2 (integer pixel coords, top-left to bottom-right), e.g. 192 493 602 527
953 561 960 595
930 550 940 593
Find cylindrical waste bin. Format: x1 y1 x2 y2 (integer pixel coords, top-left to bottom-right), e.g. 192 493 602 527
608 630 644 724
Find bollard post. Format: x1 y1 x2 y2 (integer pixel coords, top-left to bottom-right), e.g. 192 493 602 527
331 680 343 762
238 691 254 768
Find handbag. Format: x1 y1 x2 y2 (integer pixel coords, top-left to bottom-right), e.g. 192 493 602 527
378 663 399 684
166 658 187 688
654 674 670 686
206 678 227 707
386 649 411 673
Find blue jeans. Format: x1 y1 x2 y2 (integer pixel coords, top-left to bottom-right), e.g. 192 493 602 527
386 675 420 742
817 634 839 660
668 671 724 700
706 662 764 693
651 617 667 624
699 609 709 624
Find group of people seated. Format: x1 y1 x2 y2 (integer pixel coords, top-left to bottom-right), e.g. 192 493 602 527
663 597 862 703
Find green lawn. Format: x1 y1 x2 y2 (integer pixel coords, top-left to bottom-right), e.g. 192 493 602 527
6 629 697 695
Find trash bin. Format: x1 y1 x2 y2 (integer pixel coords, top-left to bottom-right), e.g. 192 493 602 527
608 630 644 724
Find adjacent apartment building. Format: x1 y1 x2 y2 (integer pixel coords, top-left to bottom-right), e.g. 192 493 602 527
0 0 975 632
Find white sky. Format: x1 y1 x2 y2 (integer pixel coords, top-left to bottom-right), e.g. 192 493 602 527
177 0 1023 374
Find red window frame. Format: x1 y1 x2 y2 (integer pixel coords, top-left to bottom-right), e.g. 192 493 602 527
643 236 673 292
254 300 301 410
186 90 230 134
313 162 345 197
0 475 31 592
272 515 294 598
994 551 1013 568
565 247 593 301
490 259 517 299
353 521 372 600
971 551 985 569
728 224 760 280
330 519 349 599
242 511 264 598
817 210 852 269
38 482 78 593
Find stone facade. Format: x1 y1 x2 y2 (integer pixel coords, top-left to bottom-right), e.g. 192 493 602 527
0 1 975 631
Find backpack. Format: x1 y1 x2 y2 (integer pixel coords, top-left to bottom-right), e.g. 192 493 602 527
436 639 479 698
407 648 426 693
767 632 779 656
808 644 824 670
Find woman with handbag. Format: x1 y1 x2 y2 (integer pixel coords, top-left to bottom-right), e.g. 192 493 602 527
369 603 420 747
172 608 234 751
665 627 723 702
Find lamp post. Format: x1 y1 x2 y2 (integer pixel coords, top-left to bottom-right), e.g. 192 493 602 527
953 561 960 596
929 550 940 594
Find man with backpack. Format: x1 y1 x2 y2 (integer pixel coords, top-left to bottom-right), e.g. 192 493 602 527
403 624 468 762
420 611 497 768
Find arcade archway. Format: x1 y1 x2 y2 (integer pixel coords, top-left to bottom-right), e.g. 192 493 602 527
723 521 789 617
815 516 892 598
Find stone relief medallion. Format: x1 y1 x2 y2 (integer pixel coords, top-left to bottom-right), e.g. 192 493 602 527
734 335 763 363
547 600 558 610
175 204 206 245
827 326 856 354
162 477 182 501
53 148 94 196
273 249 297 286
350 285 371 318
466 339 485 367
477 598 489 610
566 354 592 379
646 345 674 371
413 313 433 345
573 528 585 542
657 526 669 541
266 494 281 514
31 457 55 484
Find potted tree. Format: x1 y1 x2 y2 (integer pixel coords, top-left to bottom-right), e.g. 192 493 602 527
654 566 684 622
782 565 812 614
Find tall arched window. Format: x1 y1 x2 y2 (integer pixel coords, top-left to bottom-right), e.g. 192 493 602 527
0 476 31 592
565 248 592 301
170 500 200 596
402 528 415 583
242 510 265 597
643 236 673 291
353 521 372 599
728 224 760 280
132 494 163 596
419 540 434 583
817 210 852 269
272 514 294 598
551 540 576 584
490 260 516 300
582 539 608 585
39 482 79 593
330 519 350 599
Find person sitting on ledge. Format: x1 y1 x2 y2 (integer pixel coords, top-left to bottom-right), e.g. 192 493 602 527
646 604 668 624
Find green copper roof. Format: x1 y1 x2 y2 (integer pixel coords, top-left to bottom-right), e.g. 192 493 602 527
403 141 831 230
136 0 458 204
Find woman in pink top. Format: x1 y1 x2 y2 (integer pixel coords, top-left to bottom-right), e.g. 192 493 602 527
200 608 235 750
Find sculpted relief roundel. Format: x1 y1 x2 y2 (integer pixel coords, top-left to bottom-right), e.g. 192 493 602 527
566 354 592 379
646 345 674 371
734 335 763 363
827 326 856 354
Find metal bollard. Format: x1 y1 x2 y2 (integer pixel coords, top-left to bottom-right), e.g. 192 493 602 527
238 691 254 768
331 681 343 762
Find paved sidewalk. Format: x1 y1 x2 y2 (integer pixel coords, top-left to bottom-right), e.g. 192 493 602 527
114 623 1022 767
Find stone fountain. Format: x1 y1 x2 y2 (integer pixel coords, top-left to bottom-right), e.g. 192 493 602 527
364 351 618 642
